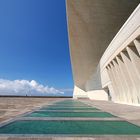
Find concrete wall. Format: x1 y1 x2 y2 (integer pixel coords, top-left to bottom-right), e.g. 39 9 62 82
67 0 140 103
73 86 108 100
66 0 140 91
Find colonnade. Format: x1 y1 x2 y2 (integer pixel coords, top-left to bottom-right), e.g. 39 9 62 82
106 38 140 104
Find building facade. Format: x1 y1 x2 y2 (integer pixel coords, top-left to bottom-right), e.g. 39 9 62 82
66 0 140 105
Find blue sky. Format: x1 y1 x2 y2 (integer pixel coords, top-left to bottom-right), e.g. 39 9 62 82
0 0 73 96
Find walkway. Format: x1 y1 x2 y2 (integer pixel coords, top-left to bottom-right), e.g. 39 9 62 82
0 99 140 139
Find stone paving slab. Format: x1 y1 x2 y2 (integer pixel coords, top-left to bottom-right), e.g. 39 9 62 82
0 136 140 140
18 117 122 121
26 111 115 118
0 98 65 124
80 100 140 126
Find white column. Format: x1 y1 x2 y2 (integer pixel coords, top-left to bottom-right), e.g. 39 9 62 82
126 45 140 79
106 66 117 101
126 45 140 102
120 51 139 104
133 39 140 55
110 63 122 102
116 55 133 103
112 59 127 102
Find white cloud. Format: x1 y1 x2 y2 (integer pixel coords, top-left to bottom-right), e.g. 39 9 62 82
0 79 64 95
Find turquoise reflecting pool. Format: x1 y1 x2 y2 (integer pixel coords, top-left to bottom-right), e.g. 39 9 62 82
26 111 115 118
0 120 140 135
40 107 99 111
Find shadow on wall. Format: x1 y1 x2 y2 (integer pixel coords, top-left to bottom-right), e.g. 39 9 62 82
84 64 110 101
104 86 112 101
85 64 102 91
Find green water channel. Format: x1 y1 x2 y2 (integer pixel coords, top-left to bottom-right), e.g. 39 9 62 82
26 111 115 118
46 104 91 107
54 101 87 105
0 120 140 135
40 107 99 111
0 100 139 135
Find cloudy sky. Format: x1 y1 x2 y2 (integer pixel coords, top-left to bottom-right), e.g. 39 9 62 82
0 0 73 96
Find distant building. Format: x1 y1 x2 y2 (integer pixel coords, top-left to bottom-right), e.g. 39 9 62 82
66 0 140 105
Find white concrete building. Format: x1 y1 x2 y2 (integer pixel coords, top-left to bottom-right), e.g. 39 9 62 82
66 0 140 105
